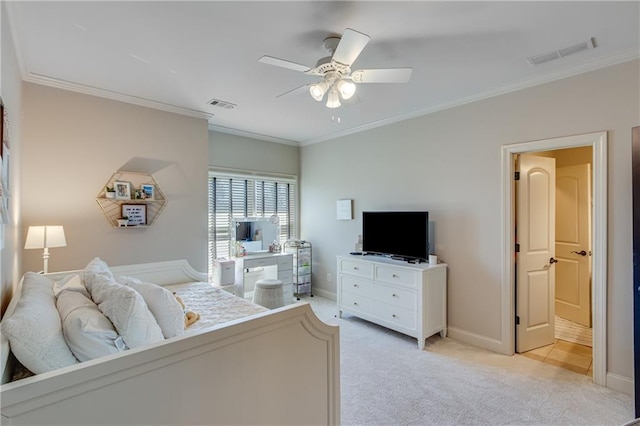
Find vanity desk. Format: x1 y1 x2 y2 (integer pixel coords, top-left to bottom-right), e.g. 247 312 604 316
234 252 294 303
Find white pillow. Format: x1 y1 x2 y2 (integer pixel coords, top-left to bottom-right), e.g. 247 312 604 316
81 257 114 293
89 274 164 348
1 272 78 374
57 290 127 362
116 276 185 339
53 274 90 299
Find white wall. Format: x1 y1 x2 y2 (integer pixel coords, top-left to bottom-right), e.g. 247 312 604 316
21 84 209 273
300 60 639 384
0 2 23 316
209 131 299 176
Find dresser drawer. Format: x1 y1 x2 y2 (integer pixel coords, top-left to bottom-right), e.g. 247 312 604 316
339 258 374 279
375 301 416 330
340 275 374 296
373 284 416 311
278 269 293 284
375 265 418 288
277 255 293 271
341 290 375 315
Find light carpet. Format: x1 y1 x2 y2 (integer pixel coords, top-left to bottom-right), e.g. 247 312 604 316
555 315 593 347
301 295 633 425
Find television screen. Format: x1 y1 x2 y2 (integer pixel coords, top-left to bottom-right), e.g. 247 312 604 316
362 211 429 260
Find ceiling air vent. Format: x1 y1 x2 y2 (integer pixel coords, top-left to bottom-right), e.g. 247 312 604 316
207 98 237 110
527 37 596 66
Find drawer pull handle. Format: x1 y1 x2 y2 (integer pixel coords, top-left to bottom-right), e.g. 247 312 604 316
353 284 359 288
392 314 397 318
353 302 358 306
353 267 359 270
392 274 399 278
392 293 397 297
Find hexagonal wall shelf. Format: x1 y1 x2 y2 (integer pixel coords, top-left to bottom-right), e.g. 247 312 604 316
96 171 166 228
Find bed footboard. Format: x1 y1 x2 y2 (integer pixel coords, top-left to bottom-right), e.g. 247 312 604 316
0 303 340 425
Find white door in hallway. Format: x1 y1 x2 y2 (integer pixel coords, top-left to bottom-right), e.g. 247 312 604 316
555 164 592 327
516 154 557 353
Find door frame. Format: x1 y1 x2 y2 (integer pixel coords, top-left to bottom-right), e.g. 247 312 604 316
501 131 607 386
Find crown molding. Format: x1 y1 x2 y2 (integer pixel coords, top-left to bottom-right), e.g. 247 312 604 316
300 50 640 146
24 73 213 120
208 124 299 146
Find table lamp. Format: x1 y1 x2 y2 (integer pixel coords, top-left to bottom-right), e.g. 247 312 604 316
24 225 67 274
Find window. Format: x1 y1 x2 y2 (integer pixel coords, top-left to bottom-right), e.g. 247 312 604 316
208 170 297 273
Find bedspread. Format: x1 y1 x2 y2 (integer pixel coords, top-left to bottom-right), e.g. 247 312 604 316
165 282 268 331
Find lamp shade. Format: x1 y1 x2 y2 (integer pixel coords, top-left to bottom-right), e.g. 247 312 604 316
25 226 67 249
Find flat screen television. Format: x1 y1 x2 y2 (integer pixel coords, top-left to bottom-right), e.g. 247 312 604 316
362 211 429 261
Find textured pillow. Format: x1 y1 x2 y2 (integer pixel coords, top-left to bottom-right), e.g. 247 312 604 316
57 290 127 362
82 257 114 293
89 274 164 348
1 272 78 373
117 276 185 338
53 274 90 299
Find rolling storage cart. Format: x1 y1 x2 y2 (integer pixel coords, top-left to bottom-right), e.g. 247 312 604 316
284 240 313 300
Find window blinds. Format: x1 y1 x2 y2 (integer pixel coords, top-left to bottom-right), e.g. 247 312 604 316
208 172 296 274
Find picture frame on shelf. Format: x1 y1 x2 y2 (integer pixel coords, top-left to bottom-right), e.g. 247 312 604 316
114 181 131 200
141 184 155 200
121 204 146 226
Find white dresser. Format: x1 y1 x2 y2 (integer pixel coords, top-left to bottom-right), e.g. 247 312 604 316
337 255 447 350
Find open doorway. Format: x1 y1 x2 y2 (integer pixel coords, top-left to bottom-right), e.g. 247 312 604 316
501 131 607 386
516 147 593 375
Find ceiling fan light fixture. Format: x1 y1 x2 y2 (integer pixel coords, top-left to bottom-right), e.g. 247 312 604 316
309 81 328 101
326 89 341 108
337 80 356 100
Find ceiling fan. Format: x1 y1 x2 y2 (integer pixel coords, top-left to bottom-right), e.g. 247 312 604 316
258 28 413 108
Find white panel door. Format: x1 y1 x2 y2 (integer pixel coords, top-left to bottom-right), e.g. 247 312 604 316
555 164 592 327
516 154 556 353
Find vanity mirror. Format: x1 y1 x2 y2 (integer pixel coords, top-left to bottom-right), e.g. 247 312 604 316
233 216 280 255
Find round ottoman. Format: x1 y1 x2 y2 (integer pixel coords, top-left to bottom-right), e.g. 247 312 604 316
252 279 284 309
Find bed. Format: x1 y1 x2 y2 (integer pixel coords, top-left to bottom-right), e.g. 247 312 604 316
0 259 340 425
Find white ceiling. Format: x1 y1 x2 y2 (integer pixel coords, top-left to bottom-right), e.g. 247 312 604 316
6 1 640 145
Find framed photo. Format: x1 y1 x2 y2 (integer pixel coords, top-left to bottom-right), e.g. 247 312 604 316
141 184 155 200
114 181 131 200
122 204 147 226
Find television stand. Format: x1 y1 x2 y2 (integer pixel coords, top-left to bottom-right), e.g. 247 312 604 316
337 255 447 350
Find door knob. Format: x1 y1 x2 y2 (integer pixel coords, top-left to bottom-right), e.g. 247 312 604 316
549 257 558 264
571 250 588 256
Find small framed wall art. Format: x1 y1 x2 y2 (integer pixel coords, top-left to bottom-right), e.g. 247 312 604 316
122 204 147 226
114 181 131 200
141 184 155 200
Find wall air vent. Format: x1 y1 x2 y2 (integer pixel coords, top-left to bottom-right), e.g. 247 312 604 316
527 37 596 66
207 98 237 110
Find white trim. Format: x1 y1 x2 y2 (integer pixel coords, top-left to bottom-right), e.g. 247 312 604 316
606 372 634 396
447 326 505 354
25 73 213 120
311 288 336 301
301 54 638 147
208 166 297 183
501 131 607 386
208 125 299 147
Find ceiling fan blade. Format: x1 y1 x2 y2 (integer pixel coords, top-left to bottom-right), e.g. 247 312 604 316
258 56 311 73
351 68 413 83
331 28 370 66
276 84 310 98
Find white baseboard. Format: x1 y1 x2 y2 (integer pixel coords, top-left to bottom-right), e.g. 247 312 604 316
311 288 336 301
607 372 634 395
446 326 506 354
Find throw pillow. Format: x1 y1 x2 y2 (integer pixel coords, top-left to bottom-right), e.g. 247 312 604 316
89 274 164 348
116 276 185 338
1 272 78 374
57 290 127 362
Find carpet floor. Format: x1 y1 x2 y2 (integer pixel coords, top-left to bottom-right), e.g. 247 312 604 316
301 295 633 425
